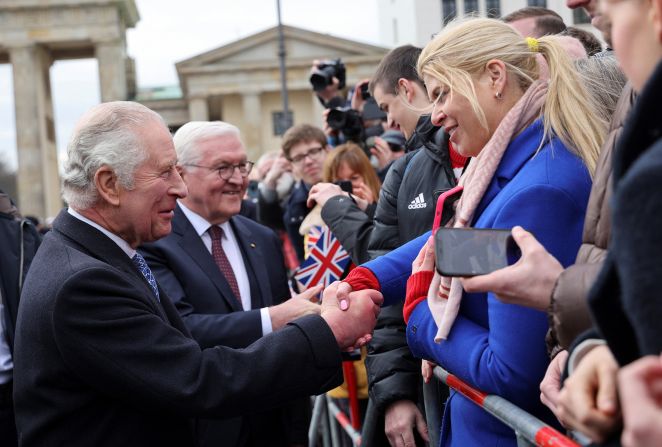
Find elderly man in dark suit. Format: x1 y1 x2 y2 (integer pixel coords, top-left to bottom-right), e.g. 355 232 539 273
12 101 382 447
140 121 320 447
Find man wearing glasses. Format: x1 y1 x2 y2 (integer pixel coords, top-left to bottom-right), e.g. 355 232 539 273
258 124 330 262
140 121 321 447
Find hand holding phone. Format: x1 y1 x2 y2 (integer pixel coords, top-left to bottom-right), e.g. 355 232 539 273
434 227 521 277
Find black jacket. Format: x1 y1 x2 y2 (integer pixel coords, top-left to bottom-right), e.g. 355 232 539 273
13 210 342 447
586 60 662 366
0 191 41 355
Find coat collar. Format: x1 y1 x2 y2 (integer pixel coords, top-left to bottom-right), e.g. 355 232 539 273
52 209 172 321
474 119 548 220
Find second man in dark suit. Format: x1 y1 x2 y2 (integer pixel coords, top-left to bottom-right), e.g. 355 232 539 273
140 121 320 447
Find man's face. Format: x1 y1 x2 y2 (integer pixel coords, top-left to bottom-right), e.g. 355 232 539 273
117 120 187 247
180 134 249 224
600 0 661 91
288 140 328 185
373 83 419 139
566 0 612 44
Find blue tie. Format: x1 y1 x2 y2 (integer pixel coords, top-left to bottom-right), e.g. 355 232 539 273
132 253 160 302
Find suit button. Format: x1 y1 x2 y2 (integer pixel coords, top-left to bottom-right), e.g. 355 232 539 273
411 326 417 333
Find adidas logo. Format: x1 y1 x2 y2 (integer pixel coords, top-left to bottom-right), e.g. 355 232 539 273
408 193 427 210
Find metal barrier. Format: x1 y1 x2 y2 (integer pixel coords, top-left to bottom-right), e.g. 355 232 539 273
430 365 582 447
309 359 363 447
309 394 362 446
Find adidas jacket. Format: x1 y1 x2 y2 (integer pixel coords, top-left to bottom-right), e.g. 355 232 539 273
368 115 457 258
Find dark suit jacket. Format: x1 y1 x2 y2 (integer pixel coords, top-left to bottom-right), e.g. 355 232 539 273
140 206 306 446
13 210 343 447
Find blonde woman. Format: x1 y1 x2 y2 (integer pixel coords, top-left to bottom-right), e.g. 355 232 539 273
336 17 605 446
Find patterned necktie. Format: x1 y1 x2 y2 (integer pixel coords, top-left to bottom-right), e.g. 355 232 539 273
132 253 160 302
208 225 241 302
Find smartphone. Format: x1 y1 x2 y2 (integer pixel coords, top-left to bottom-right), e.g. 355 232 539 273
434 227 521 277
432 185 464 232
335 180 353 194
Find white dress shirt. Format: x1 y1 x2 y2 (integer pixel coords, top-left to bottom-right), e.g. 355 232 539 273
178 202 273 335
68 208 136 259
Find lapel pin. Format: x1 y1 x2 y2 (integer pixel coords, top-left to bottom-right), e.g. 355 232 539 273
250 242 256 248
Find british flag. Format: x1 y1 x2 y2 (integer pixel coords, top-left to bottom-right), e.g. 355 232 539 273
304 225 323 256
294 226 351 289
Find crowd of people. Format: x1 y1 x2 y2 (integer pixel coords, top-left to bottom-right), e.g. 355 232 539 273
1 0 662 446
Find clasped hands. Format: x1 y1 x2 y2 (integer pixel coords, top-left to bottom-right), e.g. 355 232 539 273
320 281 382 350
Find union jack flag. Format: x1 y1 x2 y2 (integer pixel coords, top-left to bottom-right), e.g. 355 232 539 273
294 226 351 289
304 225 323 256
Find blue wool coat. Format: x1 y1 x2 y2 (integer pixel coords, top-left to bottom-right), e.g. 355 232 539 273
361 120 592 446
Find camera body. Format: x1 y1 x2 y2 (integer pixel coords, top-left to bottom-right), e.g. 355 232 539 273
310 59 347 92
327 107 364 139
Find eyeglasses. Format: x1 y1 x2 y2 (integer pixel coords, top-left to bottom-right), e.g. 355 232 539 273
288 146 325 165
184 161 254 180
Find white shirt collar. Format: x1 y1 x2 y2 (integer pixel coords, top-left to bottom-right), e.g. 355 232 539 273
177 201 233 238
67 208 136 259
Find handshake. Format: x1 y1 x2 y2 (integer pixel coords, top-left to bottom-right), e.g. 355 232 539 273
319 281 382 350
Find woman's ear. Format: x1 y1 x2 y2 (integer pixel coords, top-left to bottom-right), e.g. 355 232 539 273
94 166 121 206
485 59 508 93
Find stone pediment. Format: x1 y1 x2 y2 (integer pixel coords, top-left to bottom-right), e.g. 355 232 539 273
176 24 389 72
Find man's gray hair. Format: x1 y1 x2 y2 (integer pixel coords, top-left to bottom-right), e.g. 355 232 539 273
173 121 242 167
61 101 166 210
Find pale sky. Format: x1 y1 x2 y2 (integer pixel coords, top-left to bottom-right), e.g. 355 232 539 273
0 0 381 172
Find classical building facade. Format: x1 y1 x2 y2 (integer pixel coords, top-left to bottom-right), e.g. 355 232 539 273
137 25 389 162
378 0 595 48
0 0 138 218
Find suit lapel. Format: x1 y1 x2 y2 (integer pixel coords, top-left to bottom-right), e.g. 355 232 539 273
231 217 272 307
173 206 243 312
53 210 169 321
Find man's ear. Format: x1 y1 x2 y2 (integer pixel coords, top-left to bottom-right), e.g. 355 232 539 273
397 78 416 102
94 166 121 206
484 59 507 93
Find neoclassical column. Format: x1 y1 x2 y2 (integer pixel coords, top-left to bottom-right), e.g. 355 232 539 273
10 44 62 218
96 39 128 102
241 92 262 161
188 97 209 121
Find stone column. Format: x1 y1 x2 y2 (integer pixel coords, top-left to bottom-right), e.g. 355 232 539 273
188 97 209 121
96 40 128 102
10 45 62 219
241 92 262 161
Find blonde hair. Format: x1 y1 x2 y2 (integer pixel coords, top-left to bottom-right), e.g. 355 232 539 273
417 18 605 174
323 143 381 201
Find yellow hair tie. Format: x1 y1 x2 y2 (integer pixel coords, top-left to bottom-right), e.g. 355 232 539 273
526 37 540 53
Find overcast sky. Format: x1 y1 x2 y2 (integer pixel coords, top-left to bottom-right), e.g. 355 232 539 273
0 0 381 171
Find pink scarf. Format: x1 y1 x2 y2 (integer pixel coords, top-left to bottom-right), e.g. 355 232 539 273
428 80 548 342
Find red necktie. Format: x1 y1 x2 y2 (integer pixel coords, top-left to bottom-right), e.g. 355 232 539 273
208 225 241 303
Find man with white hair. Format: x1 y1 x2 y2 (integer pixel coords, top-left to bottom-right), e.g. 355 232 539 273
140 121 320 447
12 101 382 447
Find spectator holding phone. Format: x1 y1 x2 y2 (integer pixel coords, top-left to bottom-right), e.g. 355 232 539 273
335 17 606 446
307 143 381 260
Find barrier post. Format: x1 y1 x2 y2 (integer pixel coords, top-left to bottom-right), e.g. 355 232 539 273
433 366 583 447
422 376 443 447
342 361 361 430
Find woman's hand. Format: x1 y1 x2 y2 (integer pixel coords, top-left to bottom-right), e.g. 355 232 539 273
307 182 344 208
412 236 435 275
